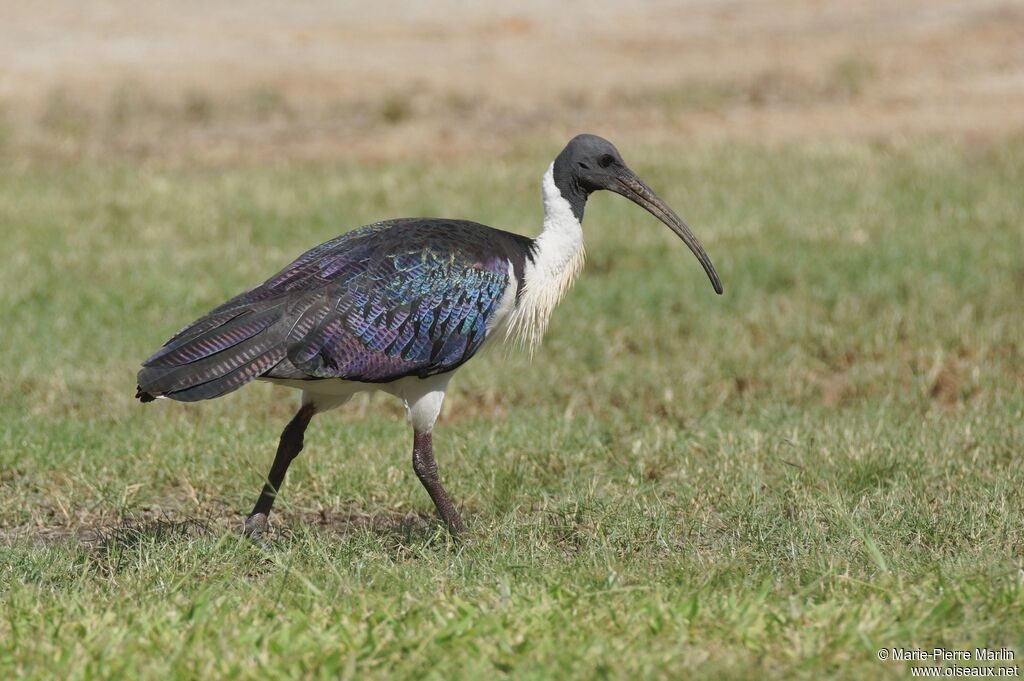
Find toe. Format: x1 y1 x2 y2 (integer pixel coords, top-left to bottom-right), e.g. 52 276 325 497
243 512 269 539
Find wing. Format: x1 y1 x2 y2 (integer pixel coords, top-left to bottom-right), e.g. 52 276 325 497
137 219 531 402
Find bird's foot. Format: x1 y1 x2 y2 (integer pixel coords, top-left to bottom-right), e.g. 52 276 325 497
441 511 466 539
242 512 270 541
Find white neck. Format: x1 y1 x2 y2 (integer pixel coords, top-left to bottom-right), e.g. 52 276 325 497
506 163 586 352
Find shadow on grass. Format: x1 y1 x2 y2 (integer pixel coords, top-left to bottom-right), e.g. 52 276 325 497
83 514 214 576
90 515 209 553
3 506 456 565
284 508 459 556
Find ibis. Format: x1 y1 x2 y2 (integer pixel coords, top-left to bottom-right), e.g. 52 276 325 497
136 134 723 537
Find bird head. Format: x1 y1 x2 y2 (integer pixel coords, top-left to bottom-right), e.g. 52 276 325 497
552 134 723 295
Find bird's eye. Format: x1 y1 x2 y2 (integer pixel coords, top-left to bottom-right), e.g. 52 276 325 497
598 154 615 168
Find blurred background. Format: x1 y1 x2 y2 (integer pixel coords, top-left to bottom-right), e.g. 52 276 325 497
2 0 1022 161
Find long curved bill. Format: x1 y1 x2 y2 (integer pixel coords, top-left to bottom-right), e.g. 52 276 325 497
612 171 723 295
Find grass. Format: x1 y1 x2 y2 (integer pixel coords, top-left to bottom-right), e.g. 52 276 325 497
1 138 1023 679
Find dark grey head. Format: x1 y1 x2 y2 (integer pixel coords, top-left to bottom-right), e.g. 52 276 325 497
552 134 723 295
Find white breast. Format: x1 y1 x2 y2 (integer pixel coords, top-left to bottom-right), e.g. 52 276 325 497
505 163 585 353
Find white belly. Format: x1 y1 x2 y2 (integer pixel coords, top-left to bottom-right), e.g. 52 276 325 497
260 372 454 432
261 376 370 398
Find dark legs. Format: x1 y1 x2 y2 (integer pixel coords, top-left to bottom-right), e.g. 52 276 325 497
241 400 463 538
243 403 316 538
412 430 464 535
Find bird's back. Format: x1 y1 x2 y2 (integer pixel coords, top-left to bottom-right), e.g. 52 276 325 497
137 219 534 402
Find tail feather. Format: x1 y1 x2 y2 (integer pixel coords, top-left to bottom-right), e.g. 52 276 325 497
136 301 289 403
158 347 287 402
160 288 280 349
158 308 248 355
138 333 282 396
143 306 281 368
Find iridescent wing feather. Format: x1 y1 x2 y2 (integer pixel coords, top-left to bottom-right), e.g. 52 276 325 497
137 219 532 402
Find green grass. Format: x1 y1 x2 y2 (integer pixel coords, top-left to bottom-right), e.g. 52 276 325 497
1 139 1023 679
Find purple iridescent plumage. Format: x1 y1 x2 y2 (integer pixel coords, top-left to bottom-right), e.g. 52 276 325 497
137 219 534 402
